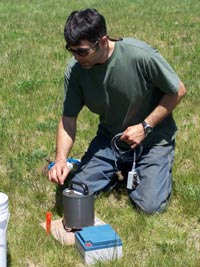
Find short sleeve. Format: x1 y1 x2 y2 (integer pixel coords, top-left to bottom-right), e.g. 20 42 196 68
143 51 180 94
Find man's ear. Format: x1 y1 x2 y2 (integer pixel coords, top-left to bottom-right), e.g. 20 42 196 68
99 35 109 48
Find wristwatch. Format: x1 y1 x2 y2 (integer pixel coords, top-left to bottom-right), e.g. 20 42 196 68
142 121 153 137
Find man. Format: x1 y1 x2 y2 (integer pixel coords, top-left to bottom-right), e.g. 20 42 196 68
48 8 186 214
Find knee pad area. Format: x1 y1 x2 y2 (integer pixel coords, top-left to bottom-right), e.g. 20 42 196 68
130 194 169 215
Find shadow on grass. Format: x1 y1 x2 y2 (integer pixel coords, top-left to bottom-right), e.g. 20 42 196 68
7 243 11 267
53 175 74 217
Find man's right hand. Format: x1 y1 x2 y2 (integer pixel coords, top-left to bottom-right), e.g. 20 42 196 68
48 160 70 185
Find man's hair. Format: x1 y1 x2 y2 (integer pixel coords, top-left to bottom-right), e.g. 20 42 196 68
64 8 107 46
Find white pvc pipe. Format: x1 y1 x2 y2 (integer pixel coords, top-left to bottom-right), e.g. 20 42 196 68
0 193 10 267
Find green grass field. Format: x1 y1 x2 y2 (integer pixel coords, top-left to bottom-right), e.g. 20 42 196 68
0 0 200 266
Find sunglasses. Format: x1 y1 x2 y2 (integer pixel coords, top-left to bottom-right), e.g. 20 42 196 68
66 39 100 57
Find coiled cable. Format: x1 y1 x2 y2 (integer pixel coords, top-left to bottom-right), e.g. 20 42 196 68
111 132 143 181
111 132 143 161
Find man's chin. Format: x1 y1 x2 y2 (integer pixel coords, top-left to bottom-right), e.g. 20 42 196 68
79 62 92 69
81 65 92 69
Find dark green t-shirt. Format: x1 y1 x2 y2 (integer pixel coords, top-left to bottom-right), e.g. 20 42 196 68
63 38 180 146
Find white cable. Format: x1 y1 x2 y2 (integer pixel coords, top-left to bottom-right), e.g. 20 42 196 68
111 132 141 189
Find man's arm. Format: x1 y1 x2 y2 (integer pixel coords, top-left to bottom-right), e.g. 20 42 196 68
120 80 187 147
48 116 77 185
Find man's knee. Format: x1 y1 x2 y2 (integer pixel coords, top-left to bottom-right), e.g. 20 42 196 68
130 195 169 214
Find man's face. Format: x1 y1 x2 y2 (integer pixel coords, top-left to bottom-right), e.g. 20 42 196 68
67 39 105 69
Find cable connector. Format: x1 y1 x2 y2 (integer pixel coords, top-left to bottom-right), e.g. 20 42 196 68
127 170 140 190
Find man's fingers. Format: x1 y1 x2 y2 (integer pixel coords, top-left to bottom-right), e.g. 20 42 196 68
57 166 69 185
48 164 69 185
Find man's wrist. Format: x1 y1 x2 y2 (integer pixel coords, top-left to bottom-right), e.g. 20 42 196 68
141 121 153 137
55 158 67 164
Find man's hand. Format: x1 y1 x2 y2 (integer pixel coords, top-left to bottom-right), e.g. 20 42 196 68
120 123 145 149
48 160 71 185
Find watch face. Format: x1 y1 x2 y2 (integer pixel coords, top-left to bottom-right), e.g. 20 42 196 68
142 121 153 137
146 126 152 134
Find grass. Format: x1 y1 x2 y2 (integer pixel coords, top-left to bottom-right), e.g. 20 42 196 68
0 0 200 266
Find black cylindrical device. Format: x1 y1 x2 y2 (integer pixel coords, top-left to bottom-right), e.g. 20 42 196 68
62 181 94 229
